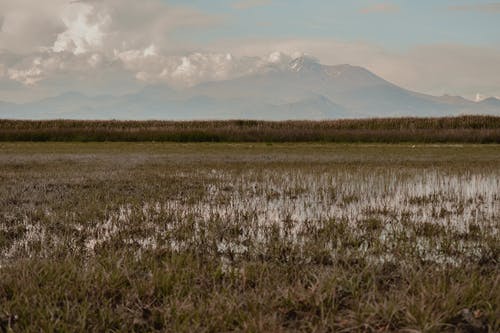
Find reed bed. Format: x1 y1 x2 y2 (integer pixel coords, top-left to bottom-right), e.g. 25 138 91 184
1 116 499 142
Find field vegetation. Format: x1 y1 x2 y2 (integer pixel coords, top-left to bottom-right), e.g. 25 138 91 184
1 116 500 143
0 143 499 332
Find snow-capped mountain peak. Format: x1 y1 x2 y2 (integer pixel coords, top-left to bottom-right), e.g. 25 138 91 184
288 56 322 73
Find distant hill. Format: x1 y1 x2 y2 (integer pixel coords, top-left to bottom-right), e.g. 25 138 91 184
1 56 499 120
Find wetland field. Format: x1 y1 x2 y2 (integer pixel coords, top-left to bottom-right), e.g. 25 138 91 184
0 142 499 332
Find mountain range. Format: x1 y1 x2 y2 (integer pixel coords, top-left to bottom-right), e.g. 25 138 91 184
1 56 499 120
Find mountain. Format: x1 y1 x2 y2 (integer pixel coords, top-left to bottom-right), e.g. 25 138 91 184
479 97 500 107
1 56 499 120
436 94 473 106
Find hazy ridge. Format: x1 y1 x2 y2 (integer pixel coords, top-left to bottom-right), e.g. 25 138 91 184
1 57 499 120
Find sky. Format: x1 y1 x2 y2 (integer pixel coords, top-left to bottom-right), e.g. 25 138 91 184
0 0 499 103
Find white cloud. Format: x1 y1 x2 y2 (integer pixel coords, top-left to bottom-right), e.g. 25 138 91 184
114 50 268 87
170 53 238 85
78 0 220 55
52 2 110 55
143 45 158 57
4 51 109 86
0 47 265 90
7 59 44 86
0 0 220 55
267 51 292 65
0 0 225 92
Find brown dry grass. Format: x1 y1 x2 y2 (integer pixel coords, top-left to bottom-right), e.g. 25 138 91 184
0 143 499 332
1 116 499 142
